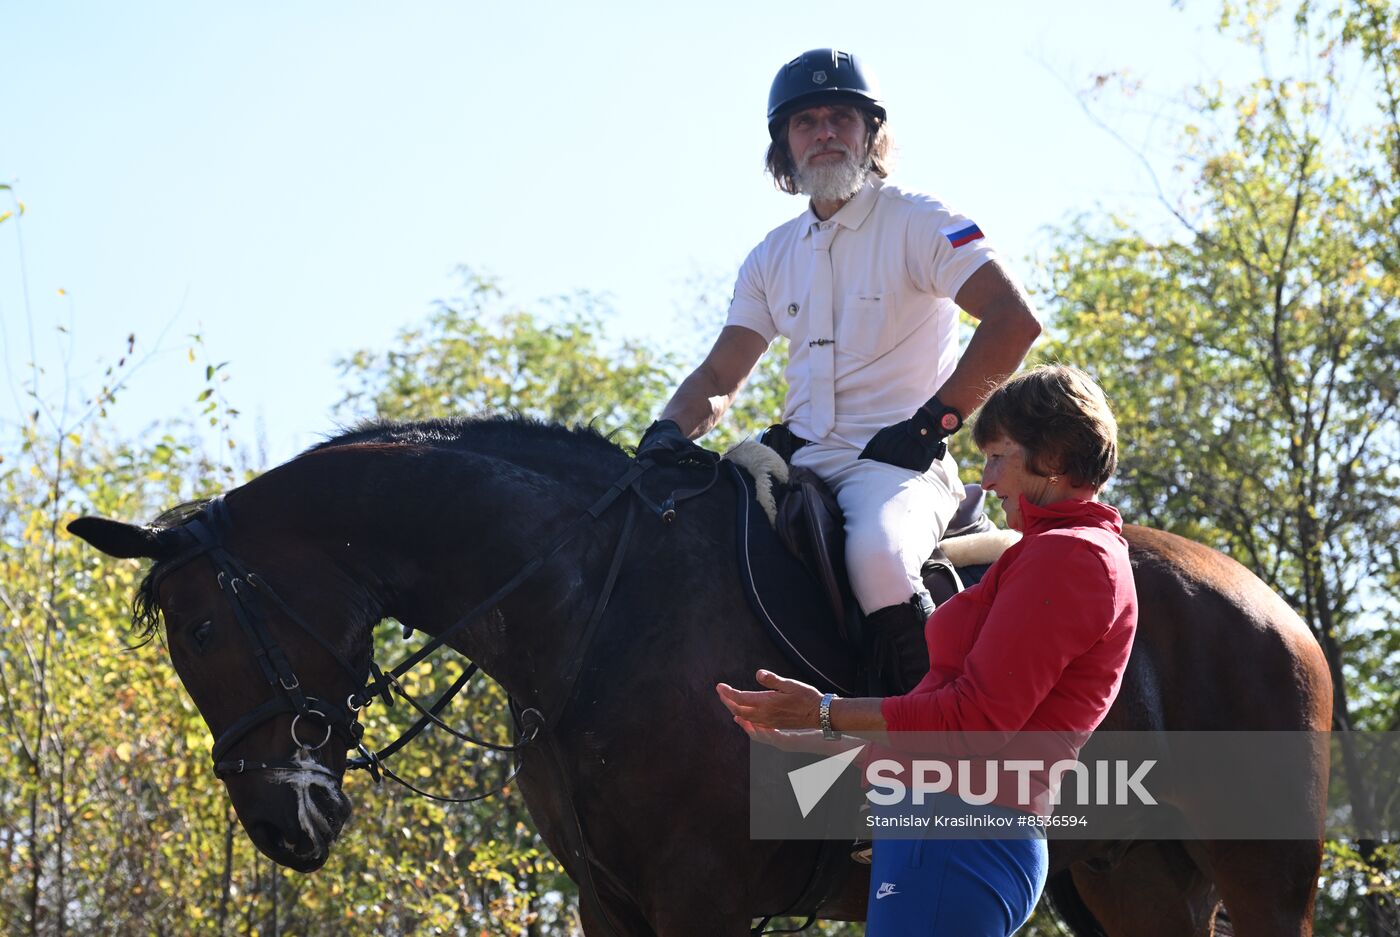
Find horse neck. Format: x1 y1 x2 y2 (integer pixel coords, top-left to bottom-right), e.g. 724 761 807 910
233 437 632 708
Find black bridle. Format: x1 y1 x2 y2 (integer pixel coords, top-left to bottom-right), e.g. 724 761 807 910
156 455 718 801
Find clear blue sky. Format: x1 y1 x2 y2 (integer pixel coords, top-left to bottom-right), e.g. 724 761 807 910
2 1 1285 467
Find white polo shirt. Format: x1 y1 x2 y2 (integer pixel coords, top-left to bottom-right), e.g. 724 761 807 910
725 177 997 449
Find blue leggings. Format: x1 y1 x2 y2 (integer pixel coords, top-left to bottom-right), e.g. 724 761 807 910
865 834 1048 935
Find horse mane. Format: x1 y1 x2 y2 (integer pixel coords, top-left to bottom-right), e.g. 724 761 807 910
304 415 626 461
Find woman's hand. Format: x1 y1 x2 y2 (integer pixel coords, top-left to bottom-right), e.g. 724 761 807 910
715 670 823 730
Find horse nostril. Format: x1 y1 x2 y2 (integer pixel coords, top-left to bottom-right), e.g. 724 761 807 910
310 785 350 833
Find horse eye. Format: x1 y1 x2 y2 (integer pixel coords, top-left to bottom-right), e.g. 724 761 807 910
191 619 214 653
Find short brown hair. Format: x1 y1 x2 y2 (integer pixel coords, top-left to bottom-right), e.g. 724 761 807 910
972 365 1119 491
764 108 892 195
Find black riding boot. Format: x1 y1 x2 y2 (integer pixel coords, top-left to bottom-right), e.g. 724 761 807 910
866 594 935 696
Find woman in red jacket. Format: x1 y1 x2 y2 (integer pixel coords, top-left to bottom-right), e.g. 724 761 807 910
717 365 1138 936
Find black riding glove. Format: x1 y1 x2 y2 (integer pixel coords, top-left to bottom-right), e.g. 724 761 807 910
858 398 962 473
636 420 717 466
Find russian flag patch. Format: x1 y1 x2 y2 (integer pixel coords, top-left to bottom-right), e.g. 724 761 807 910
940 221 985 248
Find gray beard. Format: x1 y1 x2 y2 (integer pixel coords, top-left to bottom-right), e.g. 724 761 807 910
795 145 870 203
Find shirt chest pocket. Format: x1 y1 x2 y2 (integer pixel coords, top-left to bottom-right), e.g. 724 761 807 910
835 292 893 360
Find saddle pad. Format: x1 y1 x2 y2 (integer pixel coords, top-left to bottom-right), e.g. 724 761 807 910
726 461 861 697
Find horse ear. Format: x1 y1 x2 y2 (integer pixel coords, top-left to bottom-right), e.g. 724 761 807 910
67 517 177 560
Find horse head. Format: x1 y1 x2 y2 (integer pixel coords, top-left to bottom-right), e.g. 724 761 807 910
68 496 376 872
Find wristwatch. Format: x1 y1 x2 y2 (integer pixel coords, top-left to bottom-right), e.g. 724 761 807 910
918 397 964 437
819 692 841 740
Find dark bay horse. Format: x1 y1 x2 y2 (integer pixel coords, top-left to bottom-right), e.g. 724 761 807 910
67 418 1332 936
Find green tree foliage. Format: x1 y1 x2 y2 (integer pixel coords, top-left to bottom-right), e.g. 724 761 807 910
0 370 259 934
1038 0 1399 928
334 266 793 453
335 269 679 443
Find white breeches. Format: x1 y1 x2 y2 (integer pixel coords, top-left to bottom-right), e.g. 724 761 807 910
792 441 964 614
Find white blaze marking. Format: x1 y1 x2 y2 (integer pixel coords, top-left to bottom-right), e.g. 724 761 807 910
268 750 342 850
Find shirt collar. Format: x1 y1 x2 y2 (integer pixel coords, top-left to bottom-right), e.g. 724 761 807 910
1018 495 1124 537
800 175 884 239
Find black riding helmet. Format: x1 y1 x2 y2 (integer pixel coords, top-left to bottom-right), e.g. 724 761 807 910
767 48 886 140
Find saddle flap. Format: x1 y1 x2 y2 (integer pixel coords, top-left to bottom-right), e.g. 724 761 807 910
775 465 852 632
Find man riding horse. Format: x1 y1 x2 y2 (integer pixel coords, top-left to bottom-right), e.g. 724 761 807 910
637 48 1042 694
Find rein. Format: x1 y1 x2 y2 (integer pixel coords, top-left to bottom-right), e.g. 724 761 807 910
161 454 718 796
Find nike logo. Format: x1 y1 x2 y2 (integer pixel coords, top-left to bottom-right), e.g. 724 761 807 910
876 882 899 900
